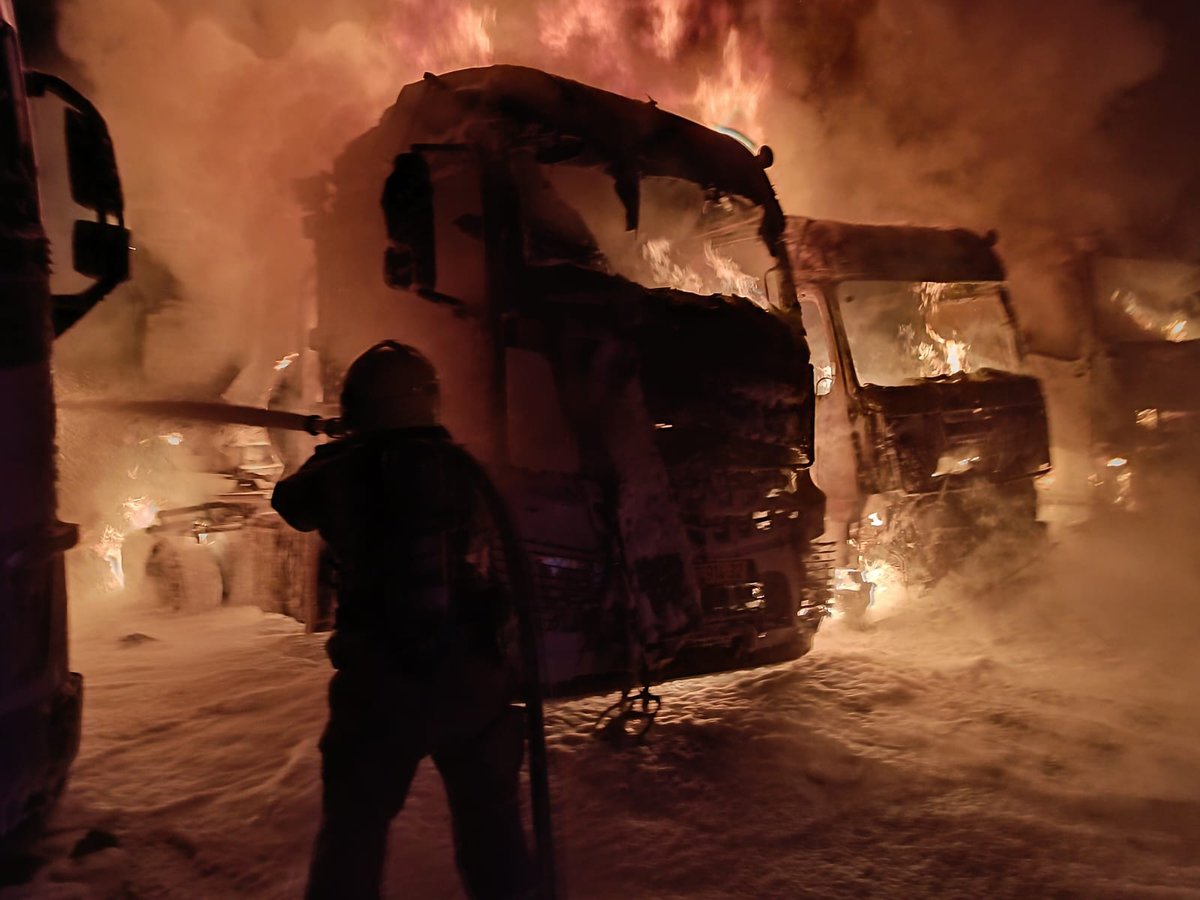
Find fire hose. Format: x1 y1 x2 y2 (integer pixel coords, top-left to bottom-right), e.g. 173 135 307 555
62 398 348 438
65 398 560 898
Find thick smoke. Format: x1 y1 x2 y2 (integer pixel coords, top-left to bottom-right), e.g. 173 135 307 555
44 0 1185 372
764 0 1167 357
39 1 1196 613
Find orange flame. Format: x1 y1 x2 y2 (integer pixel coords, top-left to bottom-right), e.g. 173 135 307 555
692 29 768 142
650 0 686 60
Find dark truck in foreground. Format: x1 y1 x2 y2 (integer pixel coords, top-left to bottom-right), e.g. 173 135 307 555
1 0 128 840
784 218 1051 614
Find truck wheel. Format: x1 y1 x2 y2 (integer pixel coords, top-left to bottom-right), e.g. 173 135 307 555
144 539 223 611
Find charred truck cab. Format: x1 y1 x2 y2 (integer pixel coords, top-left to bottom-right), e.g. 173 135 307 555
783 219 1050 614
304 66 826 694
1 1 128 839
1070 255 1200 510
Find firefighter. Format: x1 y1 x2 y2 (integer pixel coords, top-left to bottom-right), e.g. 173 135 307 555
271 341 535 900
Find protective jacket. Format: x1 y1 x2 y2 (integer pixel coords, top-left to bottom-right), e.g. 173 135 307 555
272 426 507 675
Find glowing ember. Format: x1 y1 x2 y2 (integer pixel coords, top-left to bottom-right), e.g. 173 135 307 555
868 512 885 527
1107 457 1128 468
1136 408 1159 429
273 352 299 371
160 432 184 446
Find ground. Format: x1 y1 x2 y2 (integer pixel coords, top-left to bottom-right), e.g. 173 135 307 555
2 511 1199 899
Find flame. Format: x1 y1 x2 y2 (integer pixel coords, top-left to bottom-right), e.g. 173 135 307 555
274 352 299 371
860 558 907 612
160 432 184 446
123 496 160 530
389 0 496 71
92 497 160 592
1112 289 1195 342
451 4 496 64
538 0 622 62
692 29 768 143
944 339 967 374
642 238 705 294
905 283 973 377
641 238 766 304
703 242 767 306
93 526 126 591
650 0 686 60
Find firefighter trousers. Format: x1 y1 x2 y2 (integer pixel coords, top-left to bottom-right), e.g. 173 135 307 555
304 645 533 900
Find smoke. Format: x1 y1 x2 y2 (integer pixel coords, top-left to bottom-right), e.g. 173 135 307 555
40 0 1186 377
764 0 1169 356
36 0 1195 614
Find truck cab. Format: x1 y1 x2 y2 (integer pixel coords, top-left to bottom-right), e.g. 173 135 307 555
303 66 827 694
1072 255 1200 510
784 218 1051 614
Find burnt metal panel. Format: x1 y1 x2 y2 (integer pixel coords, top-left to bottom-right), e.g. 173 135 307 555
786 216 1004 283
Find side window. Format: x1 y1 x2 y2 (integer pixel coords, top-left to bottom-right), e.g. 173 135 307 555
506 348 581 474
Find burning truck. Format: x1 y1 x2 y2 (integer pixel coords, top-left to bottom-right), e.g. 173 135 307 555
783 219 1052 615
135 68 1060 680
296 65 827 693
1063 254 1200 510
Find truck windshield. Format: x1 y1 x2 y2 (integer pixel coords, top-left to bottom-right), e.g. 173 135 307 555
1091 258 1200 343
836 280 1020 387
531 163 773 306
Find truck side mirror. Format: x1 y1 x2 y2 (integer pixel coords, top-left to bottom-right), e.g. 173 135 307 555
64 107 123 216
25 71 130 335
381 152 436 291
73 219 130 281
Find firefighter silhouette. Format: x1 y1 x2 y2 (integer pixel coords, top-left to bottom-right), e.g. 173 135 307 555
272 342 535 899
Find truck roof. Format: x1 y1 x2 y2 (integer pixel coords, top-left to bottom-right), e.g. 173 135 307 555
350 65 784 238
785 216 1005 283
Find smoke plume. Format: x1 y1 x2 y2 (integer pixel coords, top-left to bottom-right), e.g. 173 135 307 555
40 0 1188 372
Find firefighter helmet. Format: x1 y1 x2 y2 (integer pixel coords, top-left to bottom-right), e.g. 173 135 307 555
339 341 440 431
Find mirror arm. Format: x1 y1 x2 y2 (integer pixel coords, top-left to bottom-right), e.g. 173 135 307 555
51 273 125 336
24 70 102 122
